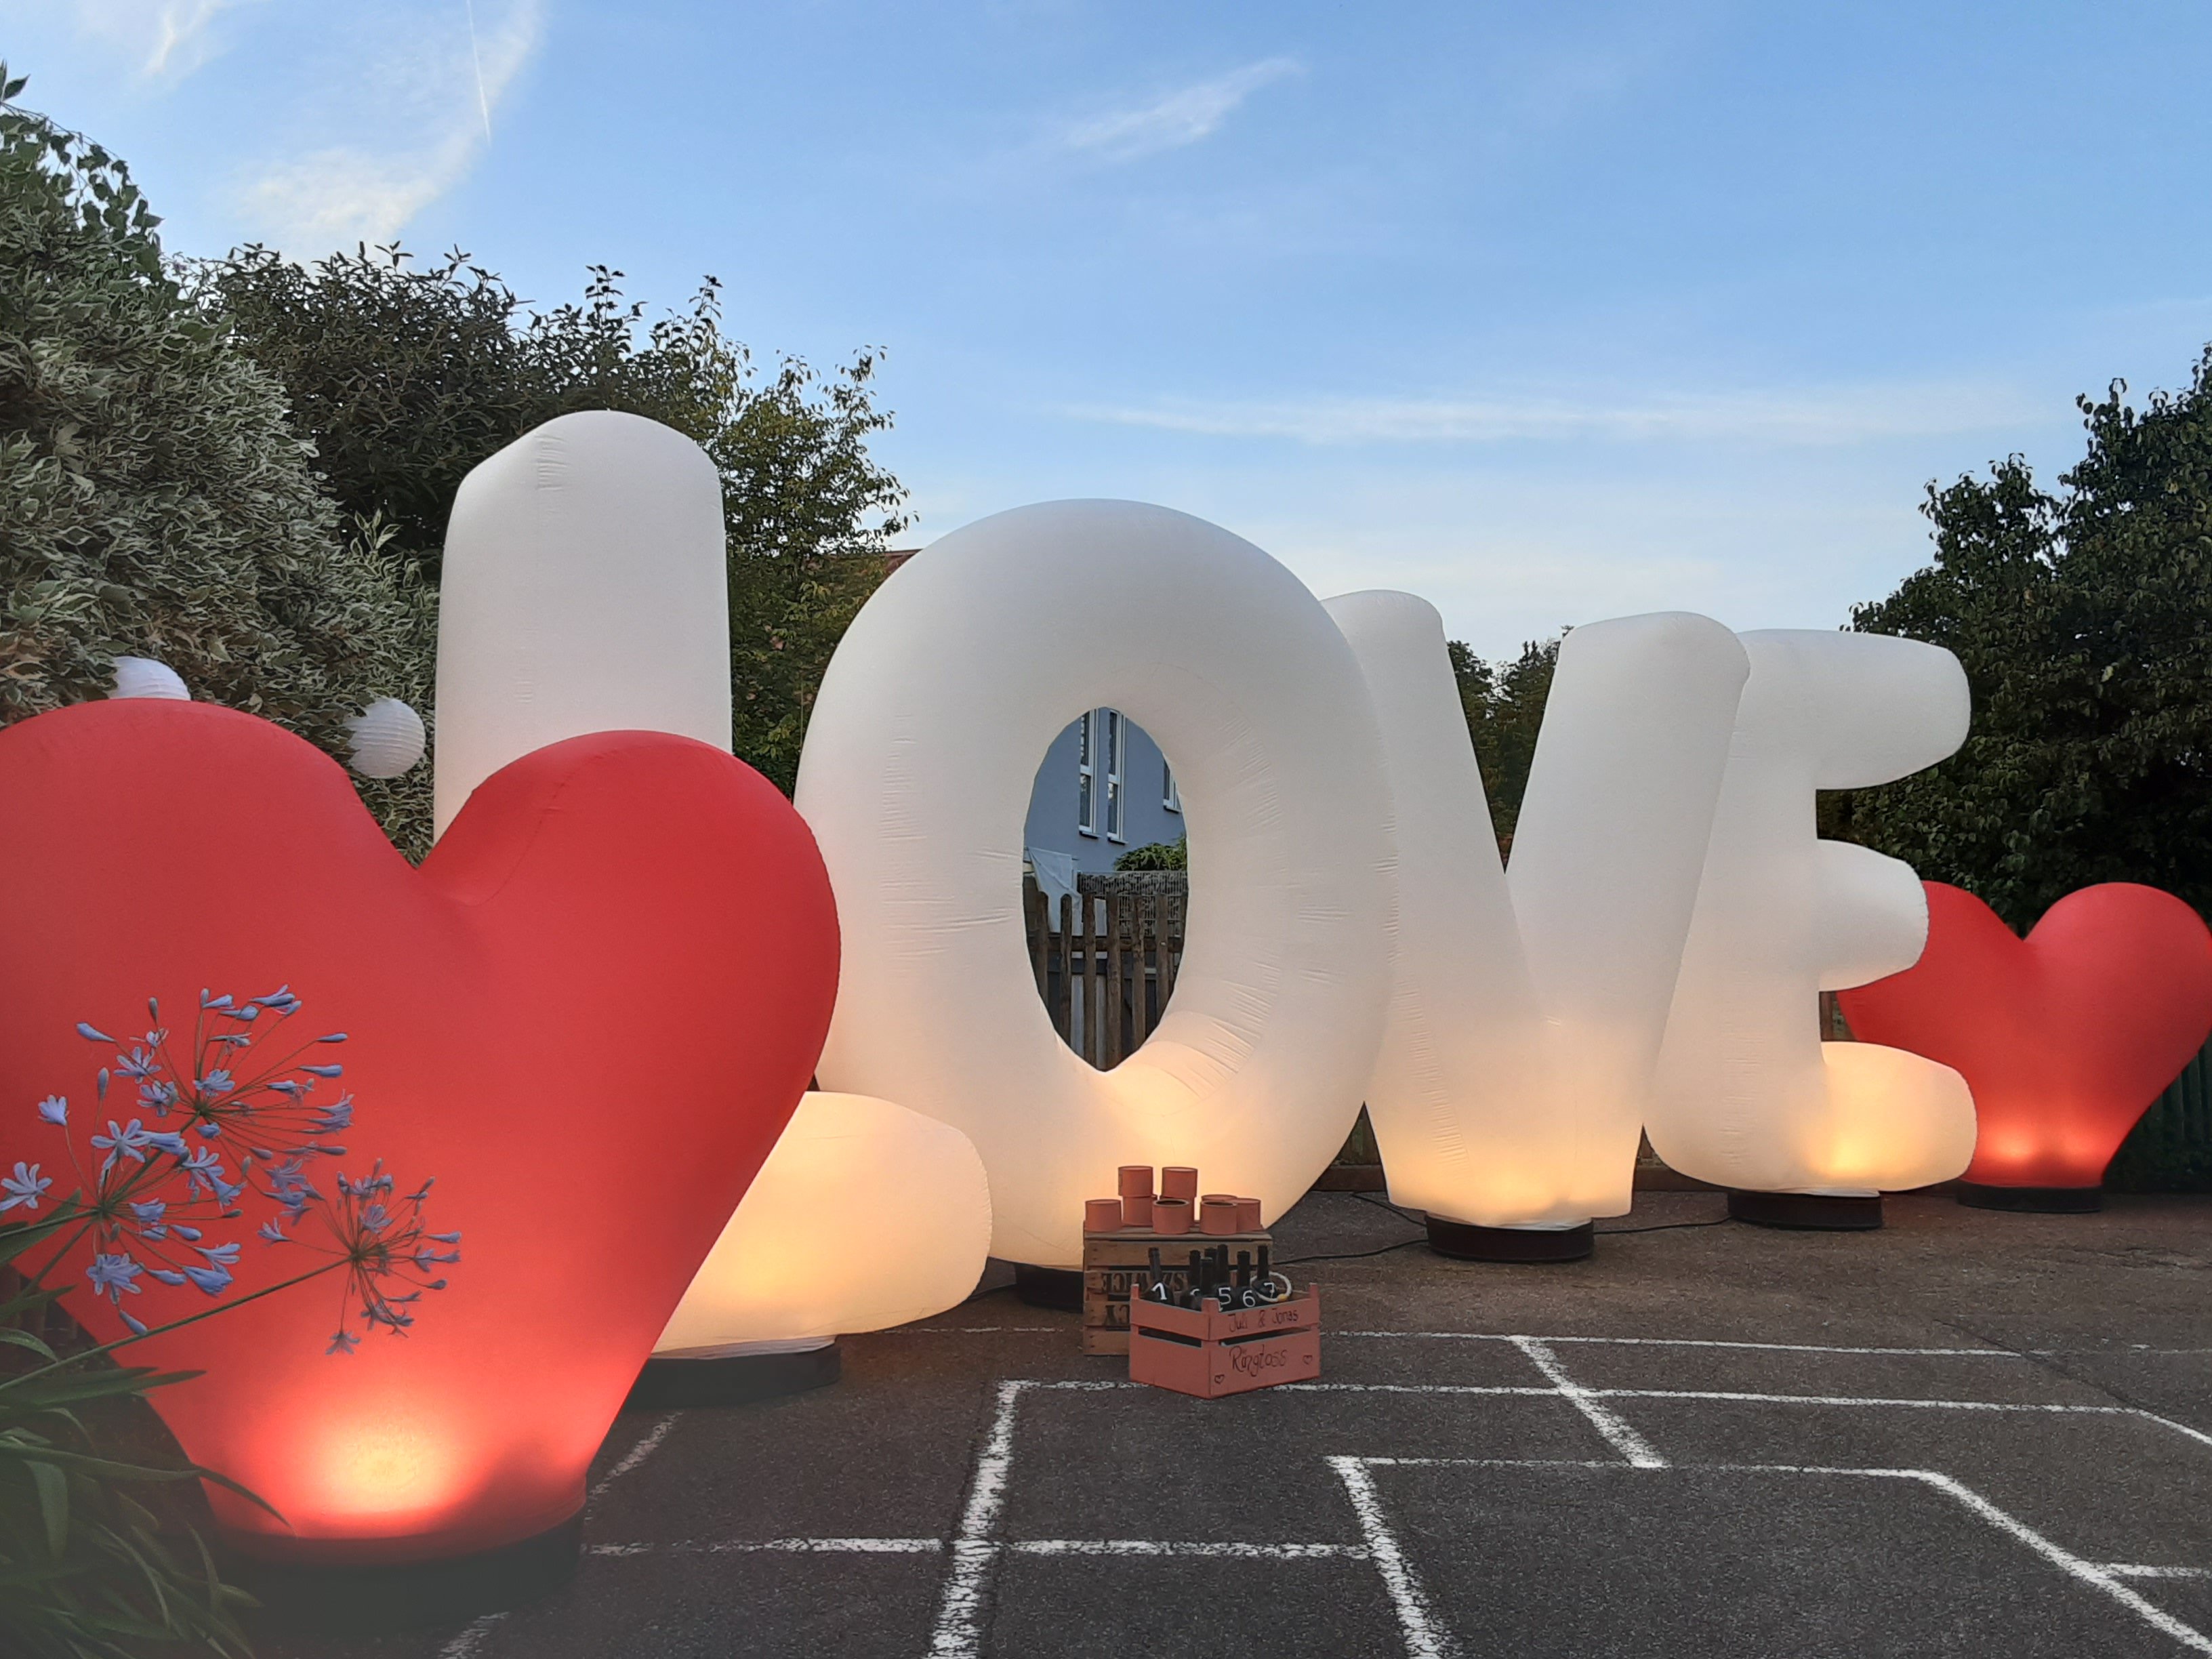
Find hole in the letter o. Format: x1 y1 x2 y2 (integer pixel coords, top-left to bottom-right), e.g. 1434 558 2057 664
1021 709 1187 1069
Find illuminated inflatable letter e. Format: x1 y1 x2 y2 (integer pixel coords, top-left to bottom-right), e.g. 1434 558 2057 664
1647 630 1978 1212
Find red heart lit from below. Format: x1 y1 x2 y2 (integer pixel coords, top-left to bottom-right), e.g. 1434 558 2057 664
1838 882 2212 1189
0 701 838 1563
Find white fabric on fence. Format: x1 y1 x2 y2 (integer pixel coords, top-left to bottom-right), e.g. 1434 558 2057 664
796 500 1391 1269
1026 846 1078 931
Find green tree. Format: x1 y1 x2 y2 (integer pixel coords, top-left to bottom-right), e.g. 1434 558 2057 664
0 77 436 847
202 247 908 792
1448 634 1561 856
1838 350 2212 930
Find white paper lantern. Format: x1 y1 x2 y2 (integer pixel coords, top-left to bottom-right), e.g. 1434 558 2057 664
1330 594 1747 1230
1647 629 1978 1194
796 500 1391 1269
344 697 426 778
109 656 188 701
655 1092 991 1353
432 410 733 838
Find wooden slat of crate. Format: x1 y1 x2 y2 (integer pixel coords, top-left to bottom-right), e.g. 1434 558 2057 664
1130 1288 1322 1398
1081 1226 1273 1355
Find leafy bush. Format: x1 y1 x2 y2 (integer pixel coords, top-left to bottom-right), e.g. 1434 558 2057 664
1447 634 1560 857
202 247 909 793
0 73 437 853
1114 836 1187 871
1838 352 2212 930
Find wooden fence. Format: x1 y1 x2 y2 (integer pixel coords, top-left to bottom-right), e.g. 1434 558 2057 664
1023 880 1186 1069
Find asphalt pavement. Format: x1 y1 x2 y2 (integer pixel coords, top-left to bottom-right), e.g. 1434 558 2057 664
261 1188 2212 1659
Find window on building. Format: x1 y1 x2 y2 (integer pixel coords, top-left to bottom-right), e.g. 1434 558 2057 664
1103 710 1126 841
1163 758 1180 813
1076 709 1097 836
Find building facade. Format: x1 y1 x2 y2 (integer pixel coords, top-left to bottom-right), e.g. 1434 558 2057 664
1024 709 1181 874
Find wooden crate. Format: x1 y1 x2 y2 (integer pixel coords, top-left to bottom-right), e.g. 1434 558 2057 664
1128 1288 1322 1399
1080 1226 1272 1355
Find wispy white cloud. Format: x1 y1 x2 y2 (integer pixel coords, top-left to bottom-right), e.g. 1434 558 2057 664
1064 382 2038 447
1063 56 1302 162
56 0 264 79
237 0 541 252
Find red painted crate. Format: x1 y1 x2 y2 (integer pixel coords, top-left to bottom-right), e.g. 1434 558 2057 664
1127 1289 1322 1399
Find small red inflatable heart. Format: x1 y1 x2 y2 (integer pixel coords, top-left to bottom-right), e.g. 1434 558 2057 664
1839 882 2212 1190
0 701 838 1563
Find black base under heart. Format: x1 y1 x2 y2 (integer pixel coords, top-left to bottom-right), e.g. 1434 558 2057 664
1956 1181 2103 1214
232 1510 583 1633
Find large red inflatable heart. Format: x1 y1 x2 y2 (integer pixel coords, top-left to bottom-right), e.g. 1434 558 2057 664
1838 882 2212 1191
0 701 838 1564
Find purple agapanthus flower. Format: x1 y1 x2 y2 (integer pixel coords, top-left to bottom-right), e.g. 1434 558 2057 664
91 1118 155 1174
179 1145 228 1197
85 1252 142 1301
43 989 452 1359
1 1161 52 1214
312 1097 354 1134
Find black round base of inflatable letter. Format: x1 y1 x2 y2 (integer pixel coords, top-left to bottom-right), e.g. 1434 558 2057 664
236 1510 581 1633
1013 1263 1085 1311
1425 1216 1595 1263
1726 1189 1884 1230
1956 1181 2103 1214
624 1342 843 1410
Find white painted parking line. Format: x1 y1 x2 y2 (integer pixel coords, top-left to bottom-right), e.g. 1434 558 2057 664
1337 1332 2028 1357
590 1537 943 1557
1282 1382 1560 1395
1583 1389 2212 1450
927 1379 1029 1659
1330 1456 1462 1659
1359 1458 2212 1657
2103 1565 2212 1580
1509 1336 1668 1467
1011 1539 1368 1559
588 1412 677 1498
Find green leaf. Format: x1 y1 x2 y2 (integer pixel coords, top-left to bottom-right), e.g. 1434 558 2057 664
28 1458 68 1557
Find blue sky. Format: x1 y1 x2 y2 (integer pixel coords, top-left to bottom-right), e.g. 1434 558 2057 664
8 1 2212 655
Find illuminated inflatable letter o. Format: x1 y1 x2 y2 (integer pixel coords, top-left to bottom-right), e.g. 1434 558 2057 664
796 501 1391 1267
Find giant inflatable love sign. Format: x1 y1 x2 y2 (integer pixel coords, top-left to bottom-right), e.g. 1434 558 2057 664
0 701 838 1568
797 499 1391 1269
1331 592 1746 1256
1647 630 1978 1220
1839 882 2212 1205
